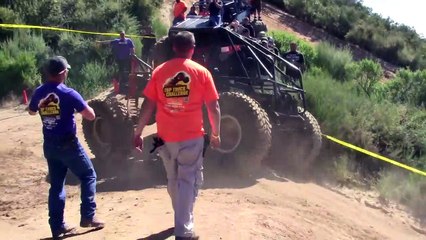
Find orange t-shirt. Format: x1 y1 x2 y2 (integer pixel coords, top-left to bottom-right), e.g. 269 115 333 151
143 58 219 142
173 2 187 18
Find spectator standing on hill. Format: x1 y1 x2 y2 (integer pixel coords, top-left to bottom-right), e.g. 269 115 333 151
173 0 188 25
282 42 306 72
28 56 105 240
133 31 221 240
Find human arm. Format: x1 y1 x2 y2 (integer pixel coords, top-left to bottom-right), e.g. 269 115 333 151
95 39 113 45
134 97 156 137
133 73 158 151
203 70 221 148
28 89 40 115
298 53 306 72
206 99 221 148
129 39 135 55
70 90 96 121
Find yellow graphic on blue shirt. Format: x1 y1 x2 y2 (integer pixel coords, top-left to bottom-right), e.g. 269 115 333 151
38 93 61 130
163 71 191 98
39 93 60 116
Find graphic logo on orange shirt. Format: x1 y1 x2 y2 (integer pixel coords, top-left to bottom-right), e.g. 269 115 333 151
163 71 191 98
162 71 191 113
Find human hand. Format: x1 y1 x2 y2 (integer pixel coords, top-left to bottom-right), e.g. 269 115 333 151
210 134 221 149
134 134 143 152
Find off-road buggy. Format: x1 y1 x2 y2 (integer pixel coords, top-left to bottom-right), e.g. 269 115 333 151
82 5 322 175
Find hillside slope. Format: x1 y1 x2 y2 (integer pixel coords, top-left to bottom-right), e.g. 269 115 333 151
260 3 398 77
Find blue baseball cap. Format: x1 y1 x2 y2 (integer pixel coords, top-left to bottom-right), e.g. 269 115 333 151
46 56 71 75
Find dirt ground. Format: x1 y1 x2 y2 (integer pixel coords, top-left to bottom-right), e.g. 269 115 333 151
1 101 425 239
0 1 423 239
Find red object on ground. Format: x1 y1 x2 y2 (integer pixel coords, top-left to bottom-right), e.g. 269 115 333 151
112 79 119 94
22 89 28 105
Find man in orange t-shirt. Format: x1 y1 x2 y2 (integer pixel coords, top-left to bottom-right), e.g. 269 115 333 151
134 31 221 240
173 0 188 25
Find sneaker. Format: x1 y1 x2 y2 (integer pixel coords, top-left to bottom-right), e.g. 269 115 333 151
80 216 105 229
175 235 199 240
52 224 77 239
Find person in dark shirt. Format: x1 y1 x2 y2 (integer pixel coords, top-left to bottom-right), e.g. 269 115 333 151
241 17 255 37
28 56 105 239
96 31 135 85
208 0 223 26
141 27 157 65
250 0 262 20
187 6 198 17
282 42 306 72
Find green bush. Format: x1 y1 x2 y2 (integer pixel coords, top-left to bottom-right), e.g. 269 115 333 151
0 7 21 41
314 42 355 81
352 59 383 98
303 68 426 170
0 31 50 99
67 61 112 99
0 0 161 99
381 69 426 107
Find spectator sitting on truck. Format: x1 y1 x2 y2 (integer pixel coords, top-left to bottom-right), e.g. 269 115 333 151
241 28 251 38
229 20 247 35
141 27 157 65
267 37 280 55
187 6 198 17
241 17 255 37
257 31 266 40
173 0 188 25
208 0 223 26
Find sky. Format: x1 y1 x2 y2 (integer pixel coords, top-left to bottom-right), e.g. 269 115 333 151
361 0 426 38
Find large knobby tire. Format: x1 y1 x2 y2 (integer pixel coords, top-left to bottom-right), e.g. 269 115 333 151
82 97 134 165
270 107 322 175
205 92 272 175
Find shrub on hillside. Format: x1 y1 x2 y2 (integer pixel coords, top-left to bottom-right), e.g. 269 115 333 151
314 42 355 81
0 31 50 99
67 61 112 99
381 69 426 108
352 59 383 98
0 7 20 41
303 68 426 171
0 0 160 99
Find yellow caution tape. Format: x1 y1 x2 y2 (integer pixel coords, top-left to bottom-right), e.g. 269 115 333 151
323 134 426 177
0 23 156 39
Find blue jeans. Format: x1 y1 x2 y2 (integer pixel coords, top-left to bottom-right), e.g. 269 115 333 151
43 136 97 233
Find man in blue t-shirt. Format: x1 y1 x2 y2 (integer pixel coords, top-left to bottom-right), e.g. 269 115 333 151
28 56 105 239
97 31 135 88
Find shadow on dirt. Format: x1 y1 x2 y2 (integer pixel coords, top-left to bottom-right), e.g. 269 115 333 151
38 227 102 240
47 133 324 193
137 227 174 240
